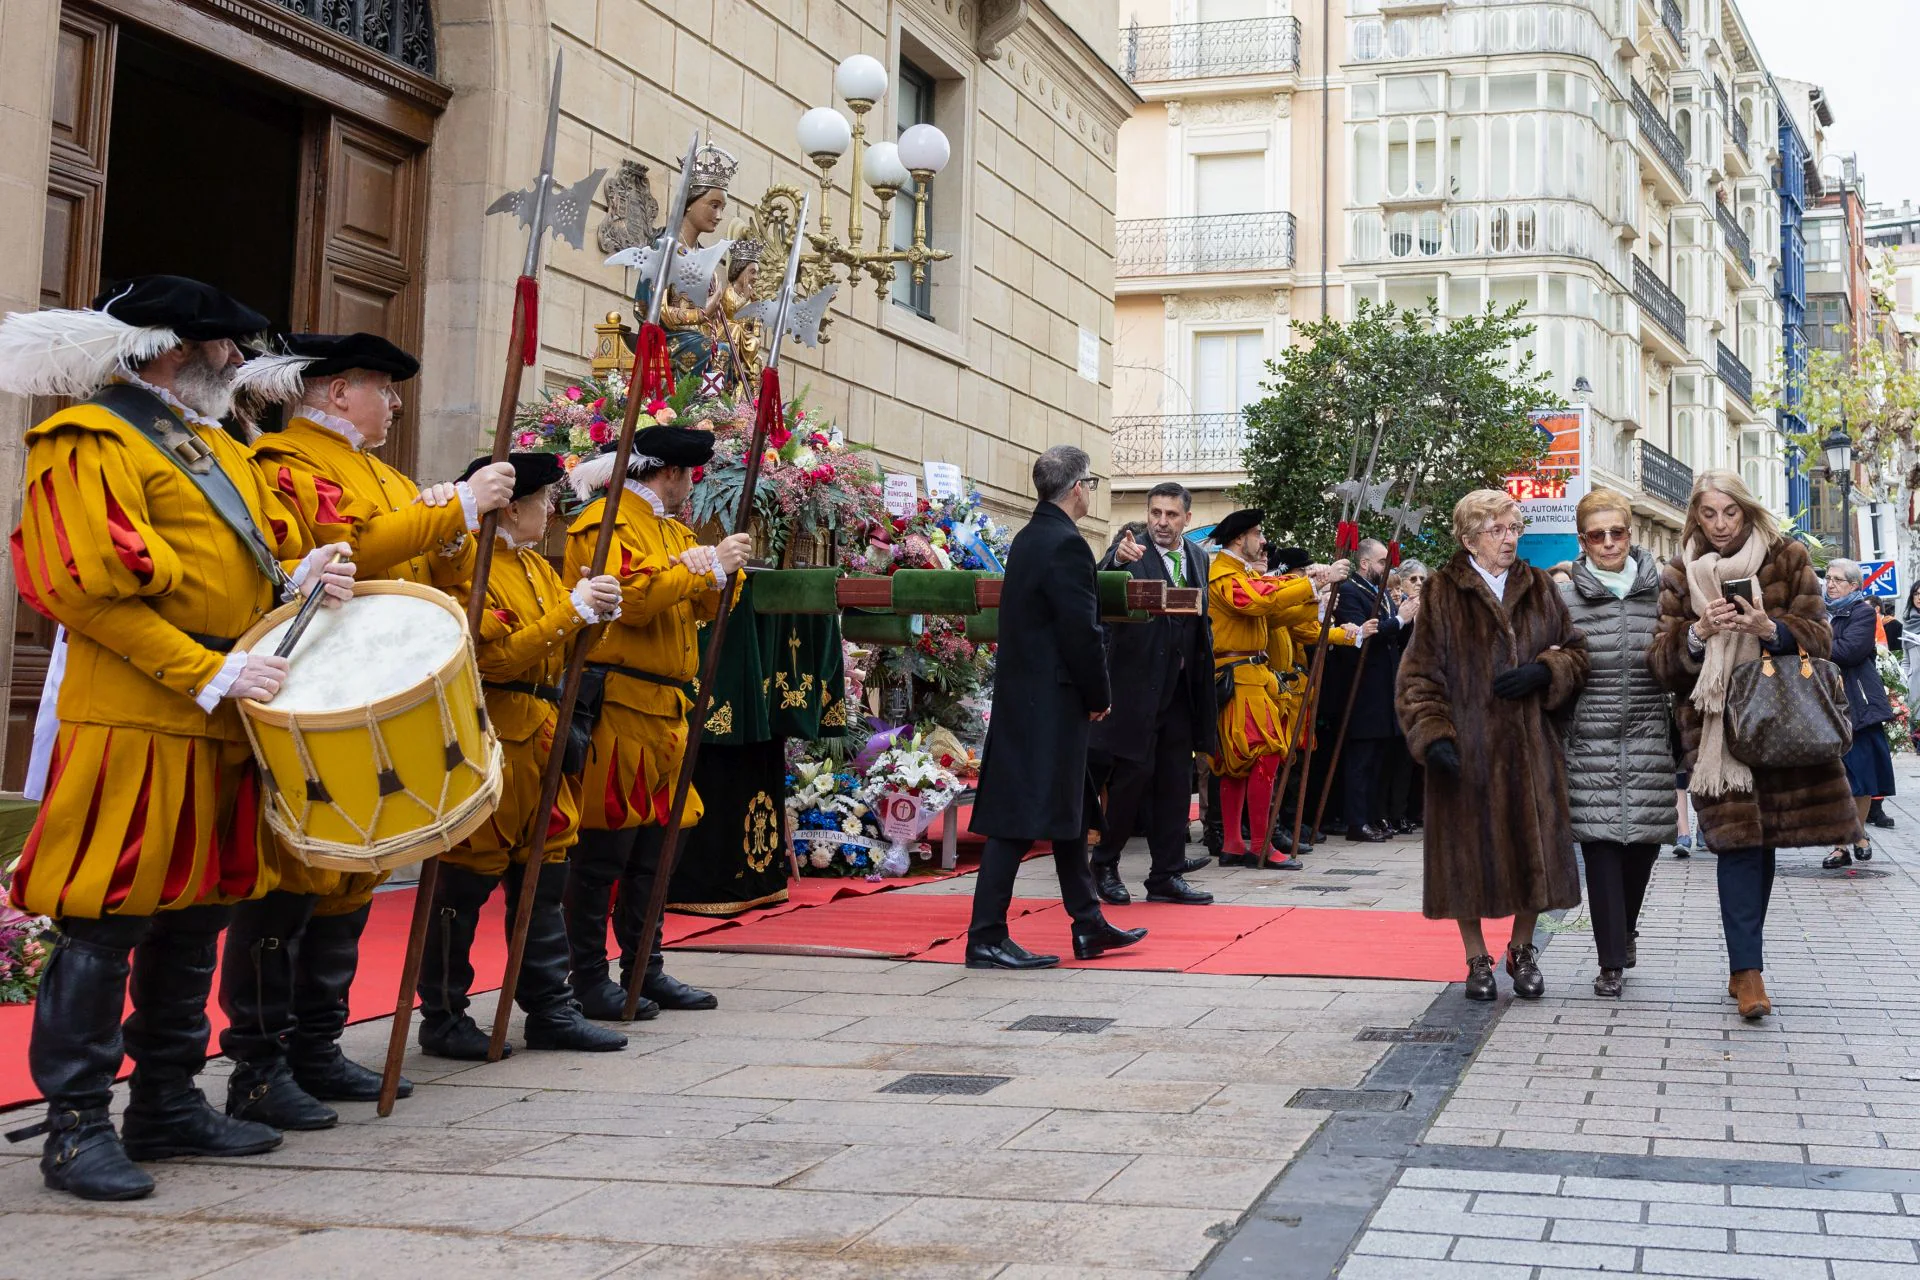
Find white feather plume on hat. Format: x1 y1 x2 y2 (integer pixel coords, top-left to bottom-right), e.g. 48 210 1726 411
568 448 665 504
0 308 179 398
230 352 319 408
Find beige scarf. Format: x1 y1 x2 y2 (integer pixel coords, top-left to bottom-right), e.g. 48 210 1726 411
1683 529 1769 796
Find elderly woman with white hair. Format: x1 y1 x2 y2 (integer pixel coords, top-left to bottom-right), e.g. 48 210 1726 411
1822 557 1896 869
1397 490 1589 1001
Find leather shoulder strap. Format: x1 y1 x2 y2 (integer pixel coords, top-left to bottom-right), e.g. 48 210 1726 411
88 384 290 594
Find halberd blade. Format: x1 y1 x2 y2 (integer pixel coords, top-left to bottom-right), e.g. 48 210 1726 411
671 241 732 308
547 170 607 250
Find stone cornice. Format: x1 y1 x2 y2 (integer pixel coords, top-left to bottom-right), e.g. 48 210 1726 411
998 0 1140 130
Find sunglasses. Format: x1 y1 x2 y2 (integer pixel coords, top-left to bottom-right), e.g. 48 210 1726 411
1580 526 1630 544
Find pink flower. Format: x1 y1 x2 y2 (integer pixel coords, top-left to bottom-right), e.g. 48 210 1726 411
564 386 583 401
589 397 606 412
588 419 613 444
515 430 539 448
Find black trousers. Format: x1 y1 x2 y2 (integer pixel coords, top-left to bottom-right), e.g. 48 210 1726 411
1382 739 1422 826
969 836 1103 944
1580 841 1658 970
1092 704 1195 888
1717 846 1776 973
1341 737 1389 833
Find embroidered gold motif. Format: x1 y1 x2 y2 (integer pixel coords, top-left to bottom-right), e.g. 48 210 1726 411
705 702 734 734
744 791 780 873
821 698 847 727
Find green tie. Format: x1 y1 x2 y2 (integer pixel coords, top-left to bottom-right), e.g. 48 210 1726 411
1166 549 1184 588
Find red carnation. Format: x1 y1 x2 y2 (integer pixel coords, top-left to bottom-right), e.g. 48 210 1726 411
588 419 613 444
692 465 706 483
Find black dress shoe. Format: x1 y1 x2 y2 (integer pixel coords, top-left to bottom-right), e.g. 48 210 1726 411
1464 954 1496 1001
1626 932 1638 970
1823 847 1853 870
965 938 1060 970
226 1060 339 1130
1269 828 1311 856
1218 853 1258 868
1259 854 1303 870
1178 855 1212 875
1855 841 1874 862
1072 920 1148 960
1094 866 1131 906
1346 824 1389 844
1593 968 1623 998
1505 943 1545 999
1869 815 1896 830
1145 876 1214 905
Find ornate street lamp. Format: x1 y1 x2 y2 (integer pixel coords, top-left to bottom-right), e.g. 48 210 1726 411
1823 422 1853 558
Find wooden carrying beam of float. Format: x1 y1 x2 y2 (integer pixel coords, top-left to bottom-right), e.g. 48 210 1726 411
755 569 1201 617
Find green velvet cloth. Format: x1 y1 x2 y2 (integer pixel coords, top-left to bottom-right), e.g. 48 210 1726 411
841 612 914 645
889 569 980 616
748 568 842 615
694 573 849 746
1097 570 1149 621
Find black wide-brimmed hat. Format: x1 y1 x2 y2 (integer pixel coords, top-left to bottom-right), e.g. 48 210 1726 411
90 275 269 342
280 332 420 382
1268 544 1309 573
461 452 565 502
1211 508 1265 548
629 426 717 469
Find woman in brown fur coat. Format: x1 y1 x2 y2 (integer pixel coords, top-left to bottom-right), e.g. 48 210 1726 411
1649 470 1857 1020
1397 490 1589 1002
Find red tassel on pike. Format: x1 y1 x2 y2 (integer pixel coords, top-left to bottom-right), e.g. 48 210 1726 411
515 276 539 365
1335 521 1361 554
635 321 675 401
1388 540 1402 567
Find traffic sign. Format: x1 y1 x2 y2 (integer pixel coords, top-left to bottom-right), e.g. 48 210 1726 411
1860 560 1898 597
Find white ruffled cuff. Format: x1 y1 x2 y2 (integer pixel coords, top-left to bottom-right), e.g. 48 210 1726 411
197 650 251 712
710 560 728 590
287 547 332 600
456 480 481 533
571 578 620 625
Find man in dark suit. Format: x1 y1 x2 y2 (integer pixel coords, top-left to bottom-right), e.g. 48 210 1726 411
1090 482 1216 906
967 446 1148 970
1323 538 1415 842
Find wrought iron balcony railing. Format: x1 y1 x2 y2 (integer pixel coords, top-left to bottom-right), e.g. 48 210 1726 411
1730 100 1750 154
1116 212 1297 277
1121 16 1301 83
271 0 435 73
1660 0 1683 46
1718 341 1754 406
1636 437 1694 509
1630 81 1692 193
1715 199 1755 277
1633 257 1688 345
1112 413 1250 477
1712 76 1750 156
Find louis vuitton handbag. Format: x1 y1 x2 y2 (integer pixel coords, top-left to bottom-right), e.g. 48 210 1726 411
1724 648 1851 769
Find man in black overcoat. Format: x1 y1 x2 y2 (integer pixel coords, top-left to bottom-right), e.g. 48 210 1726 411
1089 482 1216 906
966 446 1148 970
1323 538 1413 841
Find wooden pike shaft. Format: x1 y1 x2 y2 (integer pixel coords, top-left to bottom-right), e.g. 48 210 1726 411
1310 630 1374 839
378 272 533 1116
1264 582 1340 854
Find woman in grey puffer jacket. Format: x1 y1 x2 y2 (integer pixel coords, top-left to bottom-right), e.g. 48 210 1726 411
1560 489 1678 997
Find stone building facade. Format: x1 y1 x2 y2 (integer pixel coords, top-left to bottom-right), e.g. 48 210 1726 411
0 0 1135 786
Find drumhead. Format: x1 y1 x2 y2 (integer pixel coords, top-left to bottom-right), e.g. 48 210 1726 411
258 592 464 711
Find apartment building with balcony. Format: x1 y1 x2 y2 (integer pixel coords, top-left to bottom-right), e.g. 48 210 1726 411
1337 0 1785 558
1109 0 1331 526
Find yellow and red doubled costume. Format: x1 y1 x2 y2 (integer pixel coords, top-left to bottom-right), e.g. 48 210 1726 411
442 541 588 875
565 487 728 831
10 399 313 919
1207 552 1339 779
250 412 476 910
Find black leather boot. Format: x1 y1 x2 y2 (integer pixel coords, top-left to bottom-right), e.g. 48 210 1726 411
120 906 282 1162
1202 774 1224 859
417 865 500 1061
289 903 409 1101
219 891 336 1130
566 829 643 1020
615 827 704 1012
512 863 630 1051
5 917 154 1200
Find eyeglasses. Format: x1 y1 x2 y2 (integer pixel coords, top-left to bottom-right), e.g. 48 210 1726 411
1476 522 1527 539
1075 475 1101 492
1580 526 1630 544
1825 573 1854 584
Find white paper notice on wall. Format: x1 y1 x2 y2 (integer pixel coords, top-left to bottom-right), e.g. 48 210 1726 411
883 472 920 517
1077 327 1100 383
924 461 963 502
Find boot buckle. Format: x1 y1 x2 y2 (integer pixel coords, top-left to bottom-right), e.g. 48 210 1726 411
6 1107 79 1143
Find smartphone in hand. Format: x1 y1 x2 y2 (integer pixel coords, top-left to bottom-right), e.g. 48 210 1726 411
1722 577 1756 607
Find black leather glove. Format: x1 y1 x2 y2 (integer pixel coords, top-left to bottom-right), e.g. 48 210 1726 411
1426 739 1461 778
1492 661 1551 700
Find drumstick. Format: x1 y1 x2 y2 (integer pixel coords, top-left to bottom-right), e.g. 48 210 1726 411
274 551 344 660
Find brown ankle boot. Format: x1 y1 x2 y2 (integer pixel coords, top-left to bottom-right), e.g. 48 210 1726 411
1730 969 1771 1020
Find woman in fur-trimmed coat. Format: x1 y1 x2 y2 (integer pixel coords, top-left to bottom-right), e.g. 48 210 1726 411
1649 470 1857 1021
1397 490 1589 1003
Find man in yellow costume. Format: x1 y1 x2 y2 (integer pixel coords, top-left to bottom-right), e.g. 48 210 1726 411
415 451 628 1059
562 428 749 1020
0 276 354 1200
216 333 517 1130
1206 510 1353 870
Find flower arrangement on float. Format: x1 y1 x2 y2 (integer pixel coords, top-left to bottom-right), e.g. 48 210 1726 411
785 726 967 878
0 858 50 1004
1878 647 1913 753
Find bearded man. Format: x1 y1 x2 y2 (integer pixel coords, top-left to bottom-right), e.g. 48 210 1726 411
0 277 354 1201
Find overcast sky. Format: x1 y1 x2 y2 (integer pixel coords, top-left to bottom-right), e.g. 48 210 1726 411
1737 0 1917 208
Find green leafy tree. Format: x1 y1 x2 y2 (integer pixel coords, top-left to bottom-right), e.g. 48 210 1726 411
1237 299 1553 565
